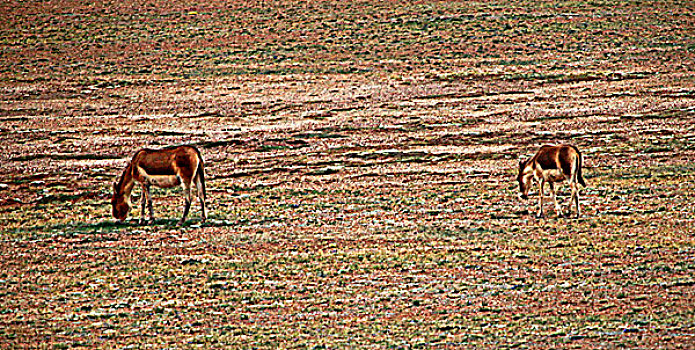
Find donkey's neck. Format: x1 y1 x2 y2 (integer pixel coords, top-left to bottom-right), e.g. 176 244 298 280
116 164 136 200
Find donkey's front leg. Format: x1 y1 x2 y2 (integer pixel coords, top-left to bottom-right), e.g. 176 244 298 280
144 184 154 224
139 185 148 225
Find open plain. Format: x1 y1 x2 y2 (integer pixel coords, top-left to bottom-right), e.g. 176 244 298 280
1 0 694 348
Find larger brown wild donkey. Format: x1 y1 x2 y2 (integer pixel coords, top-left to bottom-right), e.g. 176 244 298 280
112 145 206 226
518 145 586 218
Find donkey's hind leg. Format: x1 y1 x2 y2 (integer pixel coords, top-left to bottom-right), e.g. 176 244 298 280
178 193 191 226
199 194 206 223
549 182 564 218
570 182 580 218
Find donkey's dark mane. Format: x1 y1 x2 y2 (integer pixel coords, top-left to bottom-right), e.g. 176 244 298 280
115 161 133 195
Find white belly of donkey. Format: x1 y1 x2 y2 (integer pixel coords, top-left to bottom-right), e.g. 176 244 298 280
148 175 181 188
137 168 181 188
540 168 566 182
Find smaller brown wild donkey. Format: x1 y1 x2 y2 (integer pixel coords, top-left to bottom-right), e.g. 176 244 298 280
112 145 206 226
518 145 586 218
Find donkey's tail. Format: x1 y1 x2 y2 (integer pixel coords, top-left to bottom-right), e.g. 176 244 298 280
576 151 587 187
197 157 207 202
